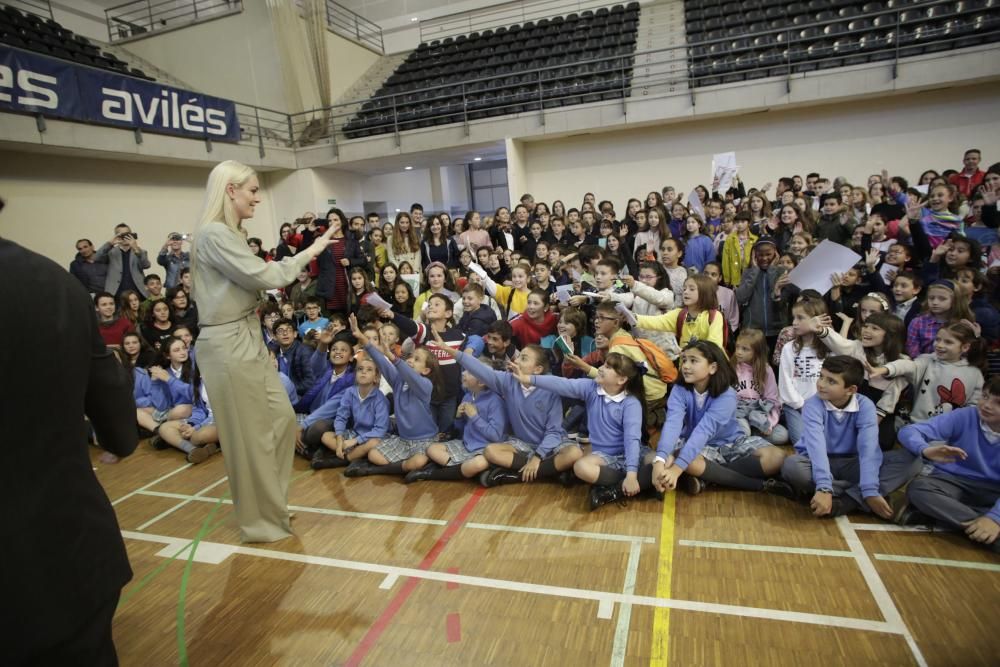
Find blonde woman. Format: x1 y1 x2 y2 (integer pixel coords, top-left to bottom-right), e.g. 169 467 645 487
190 160 335 543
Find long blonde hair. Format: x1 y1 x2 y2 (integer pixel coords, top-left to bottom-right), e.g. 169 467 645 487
196 160 256 236
191 160 257 300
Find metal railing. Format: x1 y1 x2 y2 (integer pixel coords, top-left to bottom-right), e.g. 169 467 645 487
4 0 52 19
286 0 1000 150
418 0 615 43
325 0 383 53
104 0 243 43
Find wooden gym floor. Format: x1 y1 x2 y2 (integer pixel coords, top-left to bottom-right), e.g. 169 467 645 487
96 444 1000 666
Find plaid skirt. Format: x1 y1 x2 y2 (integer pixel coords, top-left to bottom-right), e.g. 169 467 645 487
508 437 578 457
439 439 483 464
698 435 772 465
375 435 435 463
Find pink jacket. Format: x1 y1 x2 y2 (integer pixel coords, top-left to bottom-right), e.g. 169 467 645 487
734 362 781 428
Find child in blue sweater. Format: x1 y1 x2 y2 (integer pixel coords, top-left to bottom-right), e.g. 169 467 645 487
405 367 507 483
511 352 649 511
155 367 221 464
650 340 790 497
344 315 442 478
898 376 1000 553
311 354 390 470
442 332 581 486
781 356 921 518
138 336 194 437
295 335 357 460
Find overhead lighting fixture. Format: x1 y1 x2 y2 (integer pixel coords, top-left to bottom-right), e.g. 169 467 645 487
473 156 482 161
410 17 419 22
395 208 401 212
404 166 413 170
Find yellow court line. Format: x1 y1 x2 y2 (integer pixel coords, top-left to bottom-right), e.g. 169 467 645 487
649 491 677 667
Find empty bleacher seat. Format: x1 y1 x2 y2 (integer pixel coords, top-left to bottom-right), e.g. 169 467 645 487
684 0 1000 88
0 9 154 81
345 4 642 138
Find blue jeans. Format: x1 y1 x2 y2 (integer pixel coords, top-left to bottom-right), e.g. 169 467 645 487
431 396 459 435
783 405 804 445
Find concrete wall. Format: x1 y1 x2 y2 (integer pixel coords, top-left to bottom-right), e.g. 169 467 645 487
519 86 1000 210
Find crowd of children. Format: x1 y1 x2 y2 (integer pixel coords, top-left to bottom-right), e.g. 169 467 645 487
94 155 1000 553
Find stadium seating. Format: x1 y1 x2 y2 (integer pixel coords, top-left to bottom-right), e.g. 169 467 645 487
685 0 1000 87
0 5 154 81
343 3 640 139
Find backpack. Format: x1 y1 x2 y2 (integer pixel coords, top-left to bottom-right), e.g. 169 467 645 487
609 334 678 384
676 308 729 350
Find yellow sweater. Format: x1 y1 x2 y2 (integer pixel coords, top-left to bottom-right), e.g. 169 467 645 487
492 284 529 316
636 308 726 351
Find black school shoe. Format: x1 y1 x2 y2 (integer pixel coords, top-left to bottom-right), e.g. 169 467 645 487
344 460 376 478
149 434 169 450
311 449 349 470
761 478 797 500
478 467 522 488
588 484 626 511
894 500 934 527
679 474 706 496
404 464 437 484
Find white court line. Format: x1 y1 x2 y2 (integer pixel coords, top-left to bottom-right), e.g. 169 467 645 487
110 463 192 506
137 490 448 527
137 490 660 543
848 523 934 533
874 554 1000 573
609 540 642 667
135 477 229 531
597 599 614 619
379 573 399 589
679 539 853 558
122 529 901 636
467 522 655 544
836 517 928 667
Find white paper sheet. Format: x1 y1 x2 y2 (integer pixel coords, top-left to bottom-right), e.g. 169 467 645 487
712 151 740 193
366 293 393 312
786 240 862 296
555 284 575 305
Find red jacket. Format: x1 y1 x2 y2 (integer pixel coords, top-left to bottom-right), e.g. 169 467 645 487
948 169 985 198
509 311 558 347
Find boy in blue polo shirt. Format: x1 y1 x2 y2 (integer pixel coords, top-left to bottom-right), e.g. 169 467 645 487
898 376 1000 552
782 355 921 518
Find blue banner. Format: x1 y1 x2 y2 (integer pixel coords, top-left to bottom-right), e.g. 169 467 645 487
0 45 240 142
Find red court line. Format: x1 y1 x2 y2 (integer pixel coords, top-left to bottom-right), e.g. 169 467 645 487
446 567 460 589
344 487 486 666
446 613 462 643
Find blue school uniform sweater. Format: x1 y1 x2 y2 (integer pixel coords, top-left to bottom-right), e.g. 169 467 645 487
455 350 566 456
364 343 438 441
454 388 507 452
334 386 390 442
900 407 1000 521
133 367 154 409
656 386 745 469
300 369 356 429
532 376 643 472
796 394 881 498
683 234 716 272
278 371 298 405
150 369 193 412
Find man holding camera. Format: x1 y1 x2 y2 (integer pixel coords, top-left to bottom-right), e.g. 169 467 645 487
95 223 151 298
158 232 190 289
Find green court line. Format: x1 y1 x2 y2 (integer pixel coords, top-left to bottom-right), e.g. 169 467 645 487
176 492 229 666
175 468 312 665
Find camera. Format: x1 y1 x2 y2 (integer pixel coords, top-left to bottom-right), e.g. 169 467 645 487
169 232 190 242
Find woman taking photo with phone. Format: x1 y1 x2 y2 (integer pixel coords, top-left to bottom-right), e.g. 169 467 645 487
190 160 336 543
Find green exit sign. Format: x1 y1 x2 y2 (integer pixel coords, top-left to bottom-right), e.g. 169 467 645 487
327 198 337 205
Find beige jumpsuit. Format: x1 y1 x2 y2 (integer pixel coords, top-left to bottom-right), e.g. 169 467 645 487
191 222 313 543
